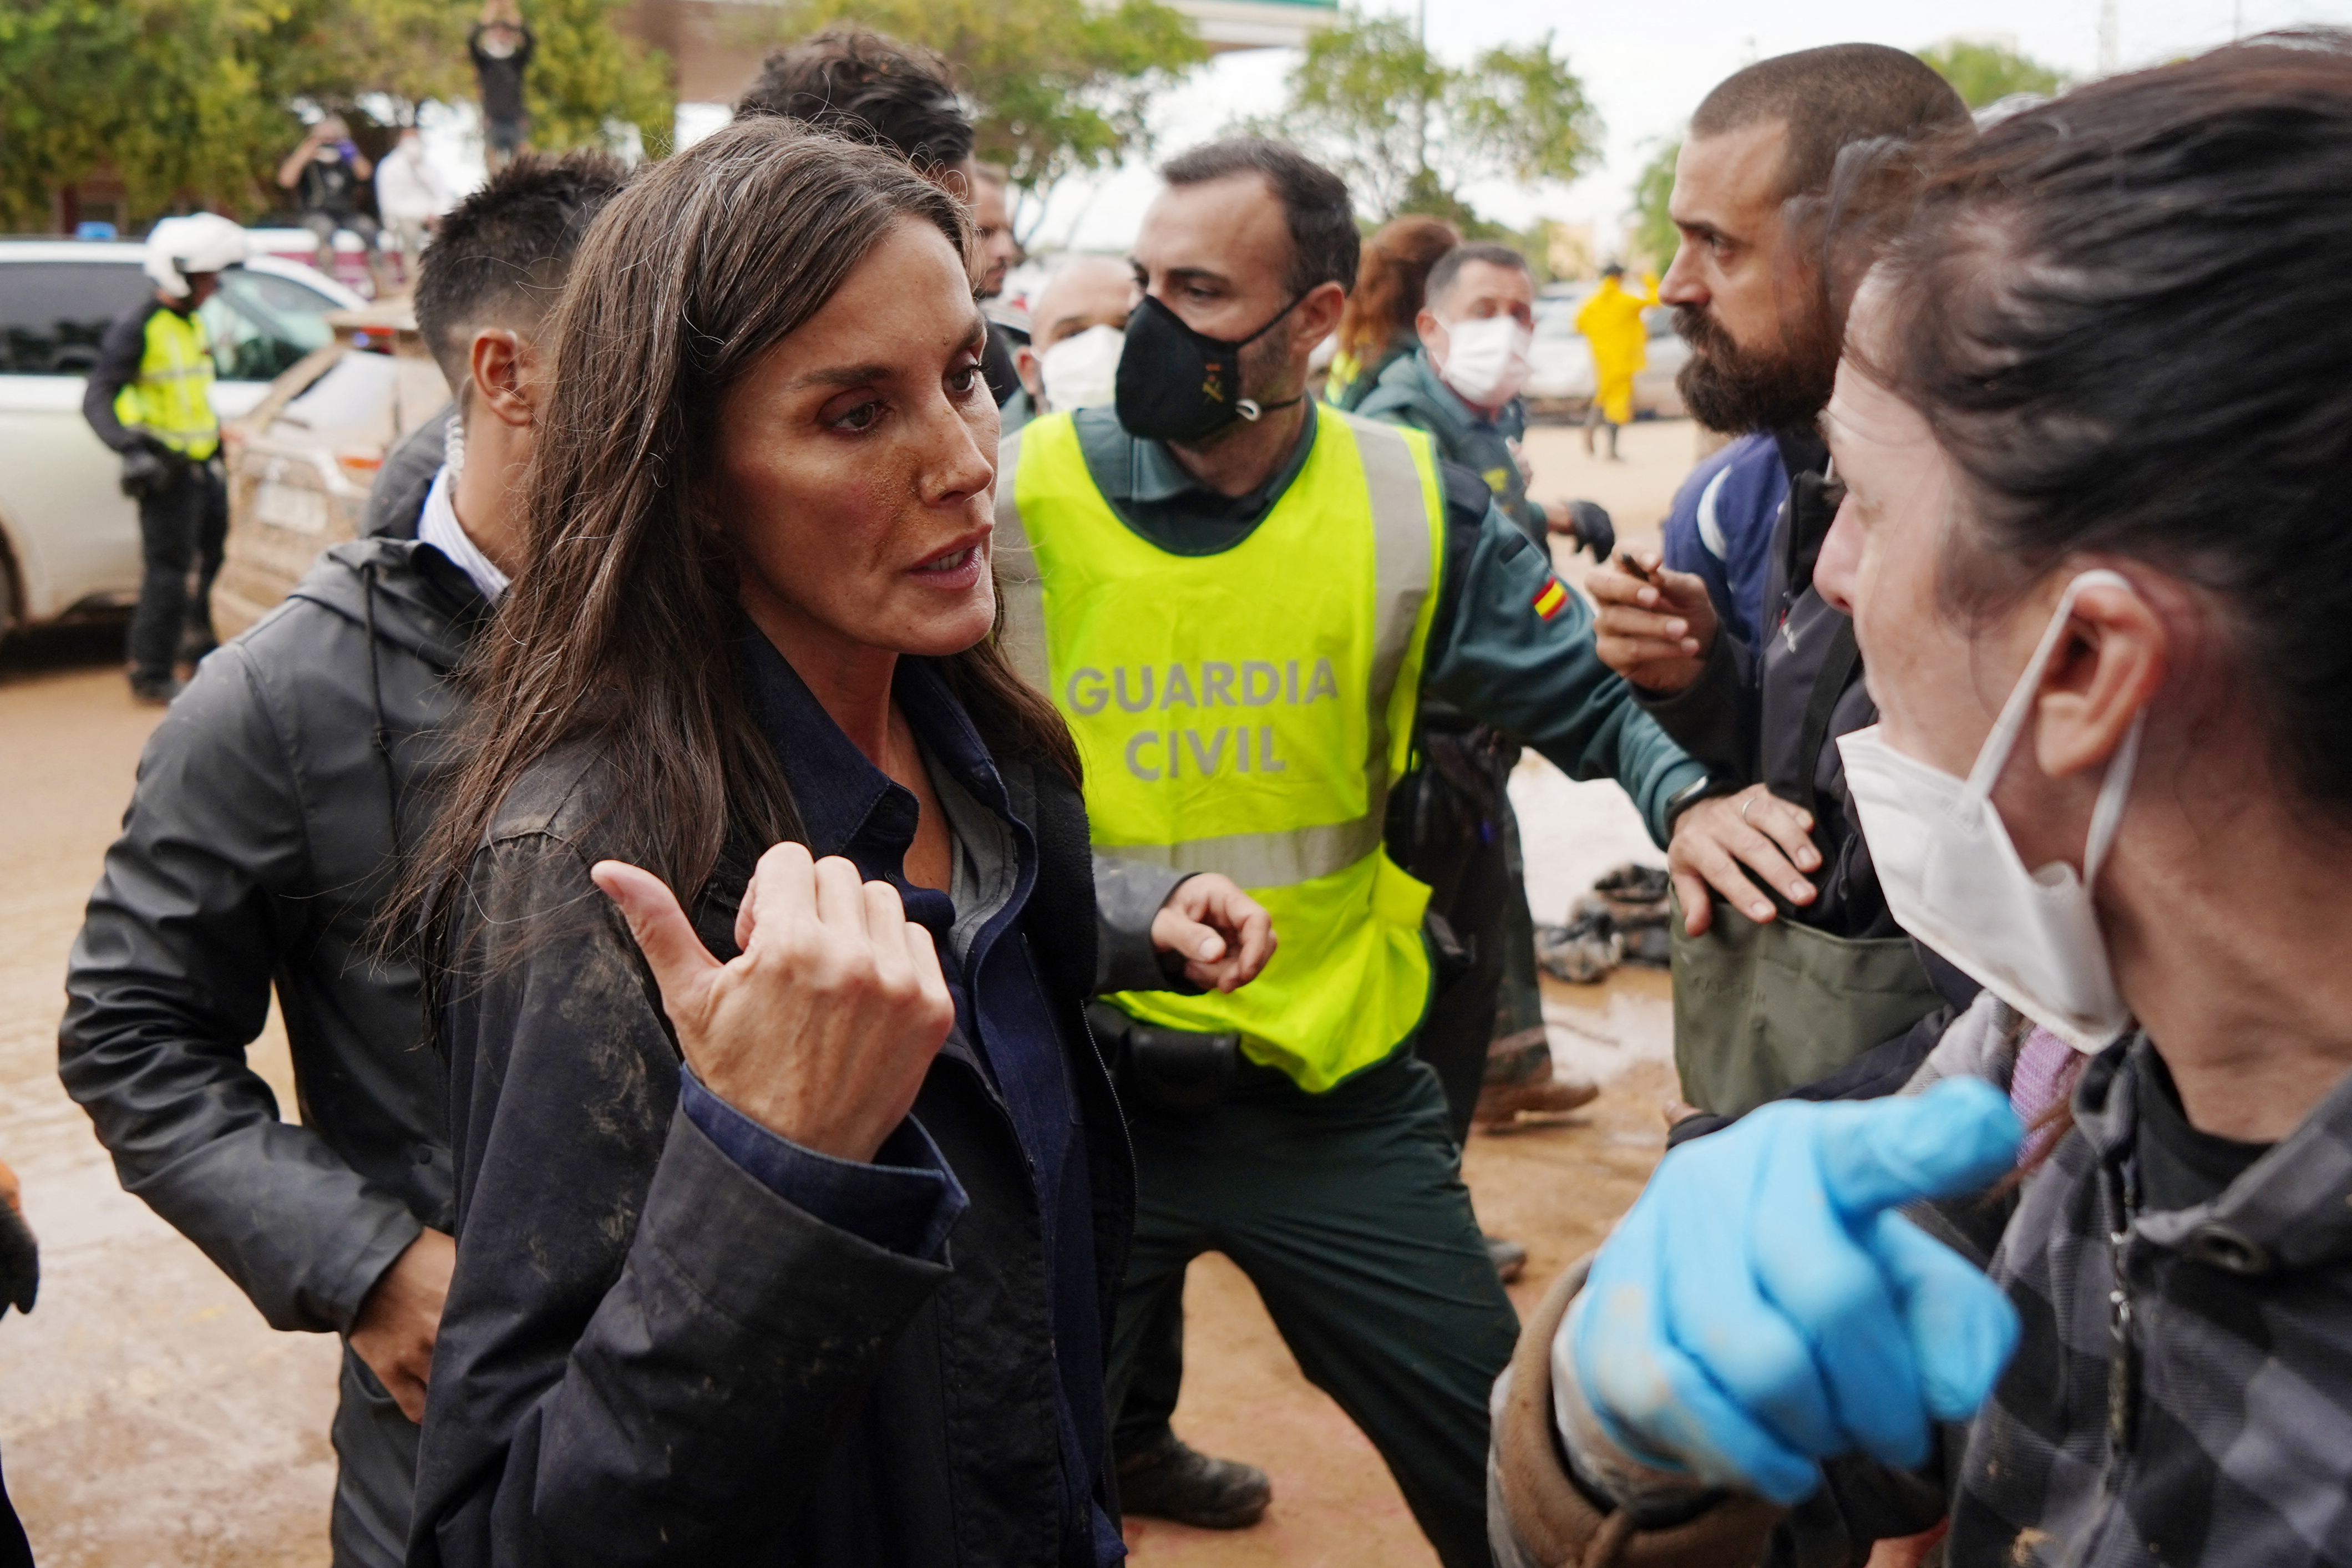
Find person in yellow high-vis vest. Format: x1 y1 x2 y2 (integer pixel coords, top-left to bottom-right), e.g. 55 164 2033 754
84 213 247 703
993 139 1793 1562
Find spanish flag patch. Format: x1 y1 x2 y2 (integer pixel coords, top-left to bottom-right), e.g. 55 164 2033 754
1532 576 1569 621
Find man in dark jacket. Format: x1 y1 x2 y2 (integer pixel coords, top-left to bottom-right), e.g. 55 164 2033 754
1586 47 1974 1116
58 152 627 1568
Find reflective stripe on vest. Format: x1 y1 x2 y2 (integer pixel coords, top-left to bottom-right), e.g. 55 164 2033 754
114 307 218 459
996 410 1447 1092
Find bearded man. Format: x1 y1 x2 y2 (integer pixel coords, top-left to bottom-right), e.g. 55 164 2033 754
1585 45 1981 1126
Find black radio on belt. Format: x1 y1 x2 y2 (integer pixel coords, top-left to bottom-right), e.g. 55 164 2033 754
1085 1001 1239 1114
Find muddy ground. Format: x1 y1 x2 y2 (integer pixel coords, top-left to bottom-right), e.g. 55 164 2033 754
0 417 1701 1565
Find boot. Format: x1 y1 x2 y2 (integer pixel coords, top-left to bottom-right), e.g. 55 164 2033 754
1116 1432 1272 1530
1474 1072 1600 1129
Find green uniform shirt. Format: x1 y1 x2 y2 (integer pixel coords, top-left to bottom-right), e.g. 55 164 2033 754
1355 348 1547 542
1066 405 1702 843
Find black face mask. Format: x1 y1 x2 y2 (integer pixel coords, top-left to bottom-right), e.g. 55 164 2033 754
1114 292 1306 444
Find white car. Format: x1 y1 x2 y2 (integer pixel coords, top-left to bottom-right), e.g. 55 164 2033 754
0 241 363 637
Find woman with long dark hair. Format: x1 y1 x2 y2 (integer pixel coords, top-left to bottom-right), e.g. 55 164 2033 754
1491 36 2352 1567
393 118 1268 1566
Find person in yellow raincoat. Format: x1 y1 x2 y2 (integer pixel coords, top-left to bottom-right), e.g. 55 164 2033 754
1574 262 1659 459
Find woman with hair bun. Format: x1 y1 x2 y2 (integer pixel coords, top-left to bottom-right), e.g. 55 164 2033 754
1492 35 2352 1568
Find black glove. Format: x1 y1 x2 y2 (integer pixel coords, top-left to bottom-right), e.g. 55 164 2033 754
1563 499 1615 562
118 444 169 500
0 1201 37 1317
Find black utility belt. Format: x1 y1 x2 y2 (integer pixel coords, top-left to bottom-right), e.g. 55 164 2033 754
1086 1001 1291 1113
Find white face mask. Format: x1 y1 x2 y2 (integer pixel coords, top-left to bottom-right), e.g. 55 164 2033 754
1838 569 2147 1053
1435 314 1534 408
1038 323 1124 413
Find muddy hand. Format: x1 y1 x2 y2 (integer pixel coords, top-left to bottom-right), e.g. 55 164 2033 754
595 842 954 1163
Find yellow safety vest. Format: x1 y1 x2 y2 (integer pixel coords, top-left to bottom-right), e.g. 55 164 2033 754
114 306 218 460
996 410 1447 1092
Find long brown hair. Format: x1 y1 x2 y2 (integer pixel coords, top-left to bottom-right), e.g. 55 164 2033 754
1336 215 1458 364
387 117 1077 975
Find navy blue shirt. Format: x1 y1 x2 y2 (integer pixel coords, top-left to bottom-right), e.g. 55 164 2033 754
684 628 1119 1564
1661 429 1785 656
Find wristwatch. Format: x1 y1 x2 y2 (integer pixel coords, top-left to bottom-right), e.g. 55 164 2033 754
1662 774 1735 833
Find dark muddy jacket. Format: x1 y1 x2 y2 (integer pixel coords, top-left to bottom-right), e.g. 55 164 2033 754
59 410 473 1333
1635 428 1895 936
410 658 1146 1568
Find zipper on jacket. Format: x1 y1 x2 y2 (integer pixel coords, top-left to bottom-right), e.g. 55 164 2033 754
2103 1154 2142 1458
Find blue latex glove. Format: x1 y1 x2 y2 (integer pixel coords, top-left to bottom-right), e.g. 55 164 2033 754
1569 1078 2022 1505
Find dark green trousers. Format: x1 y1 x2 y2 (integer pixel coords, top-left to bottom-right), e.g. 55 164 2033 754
1107 1052 1519 1568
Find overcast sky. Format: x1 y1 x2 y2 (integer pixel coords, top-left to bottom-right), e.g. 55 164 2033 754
1016 0 2352 253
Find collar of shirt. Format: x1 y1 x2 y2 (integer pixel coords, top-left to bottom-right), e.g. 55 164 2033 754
416 464 510 603
1072 401 1320 555
735 623 1030 946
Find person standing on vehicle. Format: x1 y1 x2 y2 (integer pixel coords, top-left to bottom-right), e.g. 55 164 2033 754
1573 262 1658 461
470 1 535 172
82 212 245 704
993 137 1788 1562
59 151 627 1568
1585 47 1976 1124
277 115 391 294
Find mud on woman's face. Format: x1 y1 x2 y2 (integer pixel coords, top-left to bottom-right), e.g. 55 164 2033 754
716 219 1001 661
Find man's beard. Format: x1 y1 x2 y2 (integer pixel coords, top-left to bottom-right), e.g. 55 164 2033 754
1675 303 1838 435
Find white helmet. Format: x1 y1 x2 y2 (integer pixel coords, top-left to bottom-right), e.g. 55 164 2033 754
144 212 250 298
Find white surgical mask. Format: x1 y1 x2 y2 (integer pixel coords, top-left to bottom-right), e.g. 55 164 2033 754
1039 323 1124 413
1436 315 1534 408
1838 569 2146 1053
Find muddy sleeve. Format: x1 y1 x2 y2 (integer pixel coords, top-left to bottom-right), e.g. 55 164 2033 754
412 835 951 1568
1423 493 1706 846
58 646 423 1333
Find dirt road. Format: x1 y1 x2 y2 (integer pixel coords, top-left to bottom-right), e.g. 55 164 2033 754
0 416 1699 1565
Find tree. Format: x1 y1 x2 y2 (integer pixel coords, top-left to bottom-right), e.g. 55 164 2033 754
0 0 670 233
753 0 1204 219
1256 12 1601 225
1916 37 2067 109
1629 138 1680 273
521 0 675 157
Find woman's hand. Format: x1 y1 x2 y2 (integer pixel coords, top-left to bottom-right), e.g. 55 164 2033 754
594 843 954 1163
1565 1080 2022 1505
1589 549 1719 693
1667 785 1822 933
1150 874 1276 993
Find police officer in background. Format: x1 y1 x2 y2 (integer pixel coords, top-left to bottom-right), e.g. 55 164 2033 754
84 212 246 704
993 138 1782 1564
